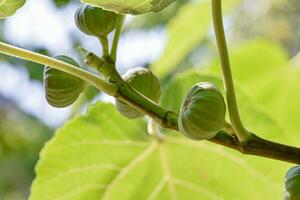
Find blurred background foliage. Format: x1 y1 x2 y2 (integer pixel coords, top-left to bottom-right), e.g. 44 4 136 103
0 0 300 199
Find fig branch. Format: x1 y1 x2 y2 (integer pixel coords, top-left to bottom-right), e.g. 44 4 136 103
211 0 251 142
0 42 118 96
0 41 300 164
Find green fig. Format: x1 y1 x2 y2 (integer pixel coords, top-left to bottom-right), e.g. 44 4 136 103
44 55 85 108
75 4 123 37
116 67 161 119
283 166 300 200
178 82 226 140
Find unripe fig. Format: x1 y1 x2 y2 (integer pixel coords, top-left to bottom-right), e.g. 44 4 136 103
44 55 85 108
75 5 123 37
283 166 300 200
116 67 161 119
178 82 226 140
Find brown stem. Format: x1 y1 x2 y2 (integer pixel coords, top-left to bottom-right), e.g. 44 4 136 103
241 134 300 164
210 133 300 164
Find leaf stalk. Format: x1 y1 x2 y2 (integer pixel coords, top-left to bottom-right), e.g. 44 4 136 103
211 0 251 142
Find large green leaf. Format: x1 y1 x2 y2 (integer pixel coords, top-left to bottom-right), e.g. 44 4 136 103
82 0 175 15
125 0 186 30
30 102 291 199
0 0 25 19
151 0 240 77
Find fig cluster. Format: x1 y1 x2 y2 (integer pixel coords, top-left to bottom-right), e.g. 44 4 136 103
178 82 226 140
43 55 85 108
116 67 161 119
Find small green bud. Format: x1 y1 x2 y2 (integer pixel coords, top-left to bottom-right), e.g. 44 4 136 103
75 5 123 37
283 166 300 200
44 55 85 108
178 82 226 140
116 67 161 119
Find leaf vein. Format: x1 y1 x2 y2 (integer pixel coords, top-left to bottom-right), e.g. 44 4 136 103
167 137 280 189
101 142 157 199
147 177 167 200
173 178 223 200
158 144 178 200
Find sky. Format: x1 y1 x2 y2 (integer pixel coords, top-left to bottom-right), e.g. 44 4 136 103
0 0 167 127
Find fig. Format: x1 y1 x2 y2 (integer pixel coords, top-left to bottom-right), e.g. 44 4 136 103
116 67 161 118
178 82 226 140
44 55 85 108
283 166 300 200
75 4 123 37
